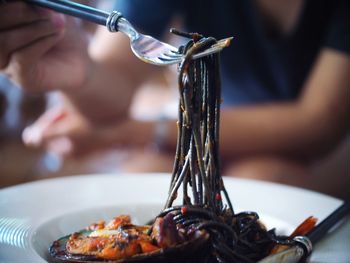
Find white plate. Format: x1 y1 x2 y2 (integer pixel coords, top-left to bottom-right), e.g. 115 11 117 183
0 174 348 263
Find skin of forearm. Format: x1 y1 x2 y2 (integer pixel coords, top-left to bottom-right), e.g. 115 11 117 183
218 102 347 161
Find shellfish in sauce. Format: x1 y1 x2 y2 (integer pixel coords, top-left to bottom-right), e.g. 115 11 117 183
50 214 209 263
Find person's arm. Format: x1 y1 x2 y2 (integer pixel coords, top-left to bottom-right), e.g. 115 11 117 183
217 48 350 161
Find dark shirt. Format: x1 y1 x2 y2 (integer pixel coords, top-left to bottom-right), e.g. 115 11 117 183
115 0 350 106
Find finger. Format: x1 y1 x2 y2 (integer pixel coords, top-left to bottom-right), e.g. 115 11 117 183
22 107 67 147
5 30 65 87
41 117 77 141
23 107 88 148
0 14 65 69
40 118 96 157
0 1 52 30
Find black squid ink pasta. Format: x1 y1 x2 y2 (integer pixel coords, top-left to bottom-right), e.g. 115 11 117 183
157 30 292 262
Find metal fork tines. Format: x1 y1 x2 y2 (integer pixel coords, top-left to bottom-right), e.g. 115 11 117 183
115 16 181 65
117 16 232 66
27 0 230 66
156 37 233 65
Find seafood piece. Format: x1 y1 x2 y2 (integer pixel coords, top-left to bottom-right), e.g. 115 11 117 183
50 214 209 263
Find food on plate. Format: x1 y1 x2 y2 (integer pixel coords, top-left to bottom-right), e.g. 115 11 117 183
50 31 316 263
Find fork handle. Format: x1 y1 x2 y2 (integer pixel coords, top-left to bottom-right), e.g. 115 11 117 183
26 0 123 32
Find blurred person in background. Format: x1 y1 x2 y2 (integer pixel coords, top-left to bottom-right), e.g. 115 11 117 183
0 0 349 199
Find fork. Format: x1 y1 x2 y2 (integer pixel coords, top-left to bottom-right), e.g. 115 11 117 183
26 0 229 66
